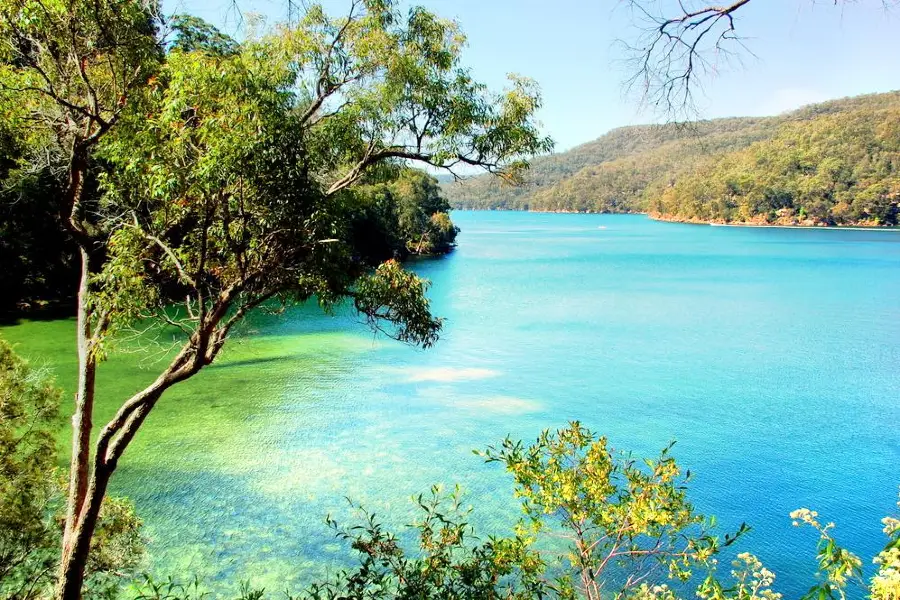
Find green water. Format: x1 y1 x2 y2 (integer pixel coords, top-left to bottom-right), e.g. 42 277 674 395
2 212 899 596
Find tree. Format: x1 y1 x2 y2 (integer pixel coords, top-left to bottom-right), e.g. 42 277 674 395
645 104 900 225
357 168 460 255
166 14 239 56
0 2 162 596
391 170 458 254
3 1 552 598
0 157 80 313
137 424 734 600
296 487 546 600
425 211 459 254
314 443 900 600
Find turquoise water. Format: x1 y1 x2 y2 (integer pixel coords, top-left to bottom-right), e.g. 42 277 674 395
3 212 899 596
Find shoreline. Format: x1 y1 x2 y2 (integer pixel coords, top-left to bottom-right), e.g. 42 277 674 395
452 207 900 230
647 212 900 231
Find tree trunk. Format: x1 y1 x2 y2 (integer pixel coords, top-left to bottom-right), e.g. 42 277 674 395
58 246 97 600
54 271 232 599
55 381 169 600
55 349 197 600
56 465 111 600
63 247 95 539
58 145 98 600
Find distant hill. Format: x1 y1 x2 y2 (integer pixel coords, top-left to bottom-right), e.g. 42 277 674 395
442 91 900 226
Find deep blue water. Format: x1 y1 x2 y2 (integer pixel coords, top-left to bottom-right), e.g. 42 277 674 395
5 212 899 596
411 213 900 597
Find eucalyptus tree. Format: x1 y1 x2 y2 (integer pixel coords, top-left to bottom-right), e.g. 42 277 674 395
5 1 551 598
0 1 161 597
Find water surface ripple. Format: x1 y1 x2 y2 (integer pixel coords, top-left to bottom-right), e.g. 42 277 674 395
3 213 898 597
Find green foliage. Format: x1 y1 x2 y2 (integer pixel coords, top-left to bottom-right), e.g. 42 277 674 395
290 434 900 600
787 509 864 600
0 0 162 154
426 211 459 254
695 553 782 600
296 486 544 600
0 165 80 312
0 69 77 314
167 15 238 56
0 0 545 318
0 339 145 599
87 498 146 597
0 338 60 599
650 106 900 225
189 424 742 600
444 91 900 226
91 0 537 349
265 0 552 182
353 260 442 347
95 41 335 330
345 182 406 264
130 575 263 600
442 116 777 211
129 425 900 600
391 169 454 253
872 493 900 600
353 168 459 258
131 575 210 600
94 35 447 347
482 423 736 599
0 0 164 313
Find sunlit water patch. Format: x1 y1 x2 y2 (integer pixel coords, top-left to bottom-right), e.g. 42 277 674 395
2 213 899 597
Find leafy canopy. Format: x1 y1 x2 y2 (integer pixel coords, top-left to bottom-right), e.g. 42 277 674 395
0 338 59 599
0 0 161 160
92 0 551 355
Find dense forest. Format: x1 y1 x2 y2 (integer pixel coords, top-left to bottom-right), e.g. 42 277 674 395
443 91 900 226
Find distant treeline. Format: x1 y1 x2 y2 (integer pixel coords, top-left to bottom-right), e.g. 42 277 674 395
0 162 457 314
443 91 900 226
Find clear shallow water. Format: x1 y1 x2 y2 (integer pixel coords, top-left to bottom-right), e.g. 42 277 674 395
2 212 899 596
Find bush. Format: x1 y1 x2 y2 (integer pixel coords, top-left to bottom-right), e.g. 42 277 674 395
0 338 146 599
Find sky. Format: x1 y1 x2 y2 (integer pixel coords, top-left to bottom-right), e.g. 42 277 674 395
163 0 900 152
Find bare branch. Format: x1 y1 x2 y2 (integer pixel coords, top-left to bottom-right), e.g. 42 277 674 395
622 0 898 119
623 0 752 119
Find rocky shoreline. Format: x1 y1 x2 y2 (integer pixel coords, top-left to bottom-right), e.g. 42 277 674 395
647 212 898 229
452 206 900 228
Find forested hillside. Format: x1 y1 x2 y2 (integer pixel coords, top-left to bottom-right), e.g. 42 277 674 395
443 91 900 226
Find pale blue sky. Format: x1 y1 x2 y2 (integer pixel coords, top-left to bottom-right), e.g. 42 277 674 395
164 0 900 151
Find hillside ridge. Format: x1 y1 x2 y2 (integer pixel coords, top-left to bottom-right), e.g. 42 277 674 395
442 90 900 226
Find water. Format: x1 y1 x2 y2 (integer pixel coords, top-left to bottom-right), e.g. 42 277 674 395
2 212 899 597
